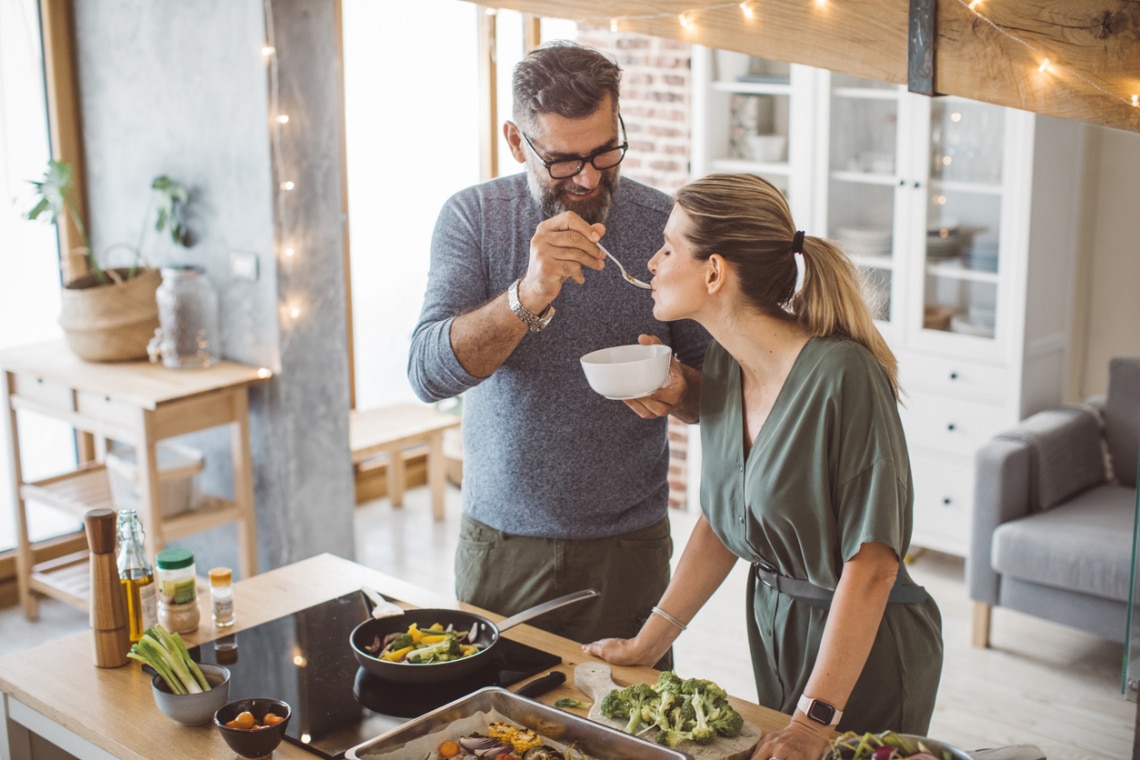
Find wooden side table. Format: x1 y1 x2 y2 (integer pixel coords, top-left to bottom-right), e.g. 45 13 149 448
350 403 461 520
0 340 271 620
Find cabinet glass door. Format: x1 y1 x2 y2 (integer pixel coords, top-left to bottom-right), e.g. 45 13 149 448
920 98 1005 341
826 73 903 327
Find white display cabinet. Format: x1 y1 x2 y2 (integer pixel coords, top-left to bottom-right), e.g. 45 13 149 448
691 47 1086 556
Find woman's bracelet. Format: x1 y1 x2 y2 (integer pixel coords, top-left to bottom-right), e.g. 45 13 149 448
651 605 688 632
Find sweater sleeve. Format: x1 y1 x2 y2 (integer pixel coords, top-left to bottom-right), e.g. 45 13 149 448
406 191 486 403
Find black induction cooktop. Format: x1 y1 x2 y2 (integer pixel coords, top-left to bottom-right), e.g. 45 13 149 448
190 591 560 759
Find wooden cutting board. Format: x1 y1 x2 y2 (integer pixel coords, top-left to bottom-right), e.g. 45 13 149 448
573 662 762 760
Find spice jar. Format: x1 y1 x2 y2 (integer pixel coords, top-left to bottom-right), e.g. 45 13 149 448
209 567 235 628
155 547 200 633
148 265 221 369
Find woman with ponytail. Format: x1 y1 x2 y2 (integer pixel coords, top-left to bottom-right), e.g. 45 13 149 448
584 174 943 760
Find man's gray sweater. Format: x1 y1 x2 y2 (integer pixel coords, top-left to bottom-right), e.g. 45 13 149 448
408 173 709 539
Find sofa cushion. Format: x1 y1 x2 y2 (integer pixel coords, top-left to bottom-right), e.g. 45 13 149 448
1105 357 1140 488
994 406 1105 512
991 483 1135 603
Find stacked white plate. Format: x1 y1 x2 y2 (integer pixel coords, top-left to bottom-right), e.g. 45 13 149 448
835 227 892 258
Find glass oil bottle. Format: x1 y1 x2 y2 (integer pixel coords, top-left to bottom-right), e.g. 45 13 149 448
116 509 157 642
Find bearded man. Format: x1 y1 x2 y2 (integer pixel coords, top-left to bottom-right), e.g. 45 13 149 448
408 41 709 648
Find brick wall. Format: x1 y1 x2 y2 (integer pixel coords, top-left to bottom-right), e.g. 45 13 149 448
576 29 695 511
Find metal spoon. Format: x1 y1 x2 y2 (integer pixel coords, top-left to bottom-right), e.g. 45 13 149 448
598 243 652 289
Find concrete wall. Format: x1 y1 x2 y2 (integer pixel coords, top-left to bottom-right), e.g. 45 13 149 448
72 0 354 575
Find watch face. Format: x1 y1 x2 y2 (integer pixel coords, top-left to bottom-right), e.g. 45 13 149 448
807 699 836 725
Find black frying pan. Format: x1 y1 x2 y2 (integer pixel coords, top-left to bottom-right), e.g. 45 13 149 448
349 588 599 684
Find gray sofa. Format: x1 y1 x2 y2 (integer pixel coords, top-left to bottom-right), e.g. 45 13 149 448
968 357 1140 646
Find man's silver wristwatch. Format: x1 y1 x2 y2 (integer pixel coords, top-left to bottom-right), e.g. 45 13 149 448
508 278 555 332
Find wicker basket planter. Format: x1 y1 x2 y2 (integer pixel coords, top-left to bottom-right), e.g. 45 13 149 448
59 267 161 362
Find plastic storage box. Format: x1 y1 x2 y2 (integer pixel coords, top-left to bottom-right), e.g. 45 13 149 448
106 443 204 519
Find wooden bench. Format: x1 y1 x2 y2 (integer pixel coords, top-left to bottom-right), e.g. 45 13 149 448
350 403 461 520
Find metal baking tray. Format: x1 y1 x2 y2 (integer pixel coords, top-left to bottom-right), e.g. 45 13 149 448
346 686 694 760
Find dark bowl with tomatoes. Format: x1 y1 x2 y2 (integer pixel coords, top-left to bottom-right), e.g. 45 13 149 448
214 697 292 758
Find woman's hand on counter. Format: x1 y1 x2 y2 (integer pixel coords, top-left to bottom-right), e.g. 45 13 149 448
750 717 832 760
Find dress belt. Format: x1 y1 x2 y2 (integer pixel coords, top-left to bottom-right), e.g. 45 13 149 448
751 561 928 608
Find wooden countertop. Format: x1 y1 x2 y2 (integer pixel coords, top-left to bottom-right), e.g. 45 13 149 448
0 553 790 759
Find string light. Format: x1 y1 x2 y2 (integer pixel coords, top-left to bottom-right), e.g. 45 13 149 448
279 180 295 191
1132 95 1138 108
260 45 275 58
276 114 290 125
610 18 619 32
1038 57 1051 74
740 2 757 21
289 305 301 320
678 12 693 28
968 0 982 9
282 246 296 258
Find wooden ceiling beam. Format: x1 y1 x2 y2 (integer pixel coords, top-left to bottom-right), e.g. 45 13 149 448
464 0 1140 134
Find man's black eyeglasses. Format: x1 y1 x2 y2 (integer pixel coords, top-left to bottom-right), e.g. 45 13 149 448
517 114 628 179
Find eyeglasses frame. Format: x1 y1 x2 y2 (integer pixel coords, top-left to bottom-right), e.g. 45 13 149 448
515 114 629 179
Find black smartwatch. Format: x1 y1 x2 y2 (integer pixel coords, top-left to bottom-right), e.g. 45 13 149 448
797 694 843 727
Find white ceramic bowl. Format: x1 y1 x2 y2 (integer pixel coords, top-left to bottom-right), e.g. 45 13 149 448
580 344 671 400
151 663 231 726
748 133 787 163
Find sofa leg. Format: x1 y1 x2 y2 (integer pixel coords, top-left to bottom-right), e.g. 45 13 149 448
971 601 992 648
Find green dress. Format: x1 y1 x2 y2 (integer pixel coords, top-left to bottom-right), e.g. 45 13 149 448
700 336 943 734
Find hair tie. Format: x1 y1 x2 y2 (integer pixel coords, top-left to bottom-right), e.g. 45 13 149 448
791 230 806 254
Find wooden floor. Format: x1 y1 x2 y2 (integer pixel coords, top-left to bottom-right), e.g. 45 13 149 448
3 482 1136 759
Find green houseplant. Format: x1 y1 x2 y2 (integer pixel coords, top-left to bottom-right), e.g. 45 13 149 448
24 159 192 362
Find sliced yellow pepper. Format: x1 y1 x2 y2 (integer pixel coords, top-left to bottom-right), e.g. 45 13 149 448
407 623 425 643
380 645 414 662
420 634 449 644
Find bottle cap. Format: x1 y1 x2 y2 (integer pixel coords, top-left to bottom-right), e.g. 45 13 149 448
156 547 194 570
209 567 232 586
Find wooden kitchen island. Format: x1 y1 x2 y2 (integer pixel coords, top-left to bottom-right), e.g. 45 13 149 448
0 553 790 759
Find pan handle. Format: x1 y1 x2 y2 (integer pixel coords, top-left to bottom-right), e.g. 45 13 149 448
495 588 601 633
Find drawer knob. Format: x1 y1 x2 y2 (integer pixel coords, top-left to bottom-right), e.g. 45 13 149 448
949 372 958 380
943 497 952 506
946 423 956 432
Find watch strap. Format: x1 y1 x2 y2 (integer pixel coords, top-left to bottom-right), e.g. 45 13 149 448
797 694 842 727
508 278 555 332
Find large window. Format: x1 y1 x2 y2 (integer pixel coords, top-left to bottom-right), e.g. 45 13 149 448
0 0 80 552
342 1 576 410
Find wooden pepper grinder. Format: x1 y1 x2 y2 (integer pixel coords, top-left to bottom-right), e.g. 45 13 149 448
85 508 130 668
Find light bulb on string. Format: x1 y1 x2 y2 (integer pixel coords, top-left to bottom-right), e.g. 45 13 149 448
289 304 301 320
282 246 296 259
610 18 619 32
276 114 290 125
678 12 693 29
968 0 982 9
1038 58 1052 74
1132 95 1138 107
740 2 757 20
261 45 276 58
280 180 295 191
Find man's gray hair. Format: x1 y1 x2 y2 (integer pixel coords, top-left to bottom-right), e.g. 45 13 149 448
512 41 621 131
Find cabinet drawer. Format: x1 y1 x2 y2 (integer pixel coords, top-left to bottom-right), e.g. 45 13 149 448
76 390 136 427
909 454 972 556
898 354 1008 402
9 372 74 413
901 393 1010 456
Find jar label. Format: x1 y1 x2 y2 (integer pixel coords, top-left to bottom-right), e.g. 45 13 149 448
140 582 158 631
161 577 197 605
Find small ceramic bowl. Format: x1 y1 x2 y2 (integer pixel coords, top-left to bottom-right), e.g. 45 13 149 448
151 663 231 726
580 343 671 400
215 697 292 758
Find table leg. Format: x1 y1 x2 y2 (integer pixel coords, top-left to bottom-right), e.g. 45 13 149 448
231 389 258 579
386 445 406 508
428 432 446 521
0 692 33 760
1 372 37 621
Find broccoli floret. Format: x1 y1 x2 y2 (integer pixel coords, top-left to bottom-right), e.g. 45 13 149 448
709 702 744 738
681 677 727 702
554 698 591 709
386 632 414 651
655 726 695 749
601 683 660 734
652 670 684 695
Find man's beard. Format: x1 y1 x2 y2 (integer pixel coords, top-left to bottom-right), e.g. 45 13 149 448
528 169 619 225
